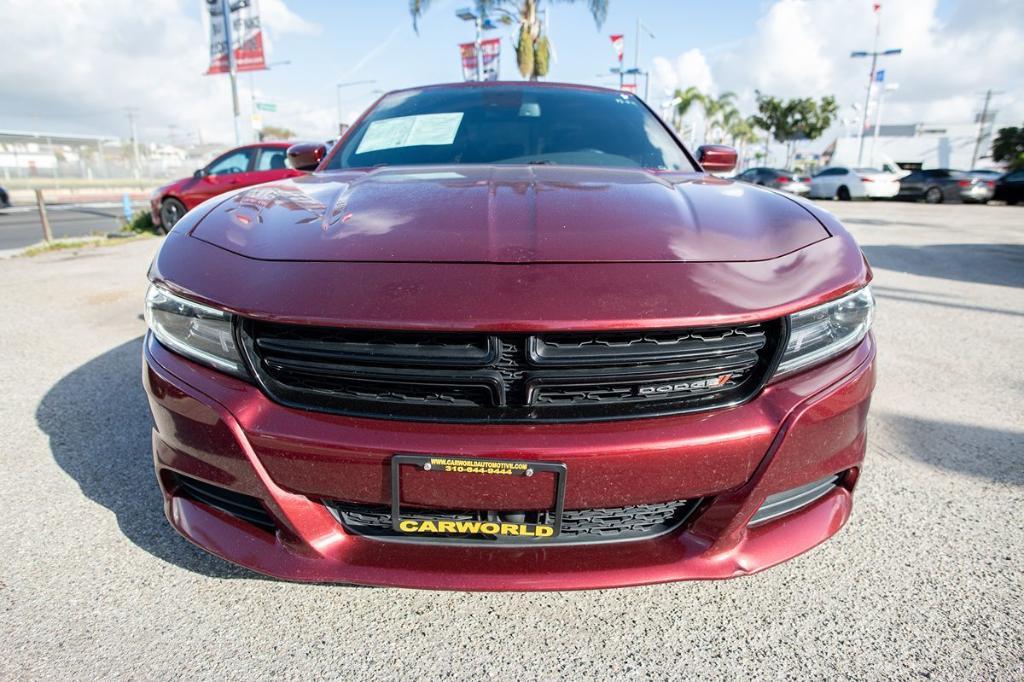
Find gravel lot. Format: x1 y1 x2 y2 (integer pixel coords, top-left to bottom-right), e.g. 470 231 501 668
1 201 1021 680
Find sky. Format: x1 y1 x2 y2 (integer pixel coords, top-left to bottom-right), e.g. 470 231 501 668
1 0 1021 154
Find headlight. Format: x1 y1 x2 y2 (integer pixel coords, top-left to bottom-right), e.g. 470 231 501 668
145 284 248 379
775 286 874 376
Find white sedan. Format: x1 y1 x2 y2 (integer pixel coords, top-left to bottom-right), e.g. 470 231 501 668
808 167 901 200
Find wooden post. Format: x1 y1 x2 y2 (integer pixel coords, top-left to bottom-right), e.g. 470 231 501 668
35 189 52 243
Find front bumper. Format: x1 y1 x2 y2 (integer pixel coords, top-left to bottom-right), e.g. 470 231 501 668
143 331 876 590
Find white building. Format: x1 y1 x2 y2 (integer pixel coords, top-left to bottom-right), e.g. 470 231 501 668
823 122 1002 172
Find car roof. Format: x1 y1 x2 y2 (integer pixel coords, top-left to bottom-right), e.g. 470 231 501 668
379 81 627 99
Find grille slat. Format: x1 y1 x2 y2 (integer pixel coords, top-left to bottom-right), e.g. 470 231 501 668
240 320 781 423
325 499 700 545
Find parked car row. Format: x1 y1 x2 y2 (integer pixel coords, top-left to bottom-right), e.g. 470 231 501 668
732 164 1022 205
150 139 1023 232
732 167 812 195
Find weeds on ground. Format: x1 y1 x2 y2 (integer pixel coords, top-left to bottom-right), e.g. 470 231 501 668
21 233 153 257
123 209 161 235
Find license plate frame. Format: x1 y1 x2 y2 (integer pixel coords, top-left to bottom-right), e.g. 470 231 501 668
390 454 567 542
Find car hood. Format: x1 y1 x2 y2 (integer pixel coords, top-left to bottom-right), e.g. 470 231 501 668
190 166 830 263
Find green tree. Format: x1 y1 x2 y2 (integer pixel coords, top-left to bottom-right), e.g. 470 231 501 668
991 126 1024 171
751 93 838 167
259 125 296 141
409 0 608 80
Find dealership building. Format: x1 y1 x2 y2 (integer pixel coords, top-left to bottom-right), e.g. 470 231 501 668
823 121 1002 172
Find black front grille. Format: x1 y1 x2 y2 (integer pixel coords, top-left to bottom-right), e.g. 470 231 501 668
240 320 783 423
325 499 700 545
173 474 276 532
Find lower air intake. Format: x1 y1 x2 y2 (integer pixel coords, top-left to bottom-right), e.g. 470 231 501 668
324 498 701 545
173 474 276 532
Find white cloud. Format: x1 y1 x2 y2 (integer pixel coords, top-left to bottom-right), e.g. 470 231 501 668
652 49 714 96
260 0 320 37
651 0 1024 143
0 0 318 144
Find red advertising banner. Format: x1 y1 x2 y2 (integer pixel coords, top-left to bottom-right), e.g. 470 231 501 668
207 0 267 74
460 38 501 81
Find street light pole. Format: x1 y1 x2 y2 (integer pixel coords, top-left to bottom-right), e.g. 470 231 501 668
851 6 901 166
335 80 377 135
475 15 483 82
250 60 290 142
633 18 653 94
220 0 241 145
870 82 898 166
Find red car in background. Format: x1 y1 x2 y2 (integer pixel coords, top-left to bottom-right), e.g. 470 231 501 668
149 142 301 230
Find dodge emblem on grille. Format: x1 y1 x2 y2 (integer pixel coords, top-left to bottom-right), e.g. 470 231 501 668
637 373 732 396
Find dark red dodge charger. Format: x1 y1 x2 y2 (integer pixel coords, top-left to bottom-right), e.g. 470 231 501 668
143 82 875 590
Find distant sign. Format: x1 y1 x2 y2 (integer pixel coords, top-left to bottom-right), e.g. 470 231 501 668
206 0 267 74
255 101 277 112
459 38 500 81
875 69 885 82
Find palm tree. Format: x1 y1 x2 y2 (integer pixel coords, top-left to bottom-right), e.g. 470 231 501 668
700 92 736 144
726 116 761 170
671 86 704 135
409 1 609 80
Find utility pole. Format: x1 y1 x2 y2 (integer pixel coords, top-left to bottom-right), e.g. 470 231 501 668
220 0 241 145
125 107 141 180
851 4 901 166
970 89 998 170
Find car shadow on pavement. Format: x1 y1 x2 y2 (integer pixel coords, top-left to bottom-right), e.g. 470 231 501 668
876 414 1024 486
862 244 1024 288
36 337 265 580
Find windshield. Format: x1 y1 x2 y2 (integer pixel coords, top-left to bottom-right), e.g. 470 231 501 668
326 85 696 172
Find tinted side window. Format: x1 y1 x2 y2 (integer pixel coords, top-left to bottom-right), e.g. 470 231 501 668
256 148 288 171
207 150 254 176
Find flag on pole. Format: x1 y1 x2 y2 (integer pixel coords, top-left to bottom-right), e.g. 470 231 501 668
206 0 267 74
875 69 885 82
609 34 624 63
459 38 501 81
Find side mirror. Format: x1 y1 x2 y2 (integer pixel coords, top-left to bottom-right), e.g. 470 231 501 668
193 168 205 179
287 142 327 172
696 145 738 173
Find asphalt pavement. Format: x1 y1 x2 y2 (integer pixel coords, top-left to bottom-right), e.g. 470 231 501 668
0 202 140 250
0 201 1021 679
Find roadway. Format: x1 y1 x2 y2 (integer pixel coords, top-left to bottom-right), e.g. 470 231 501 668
0 202 143 250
